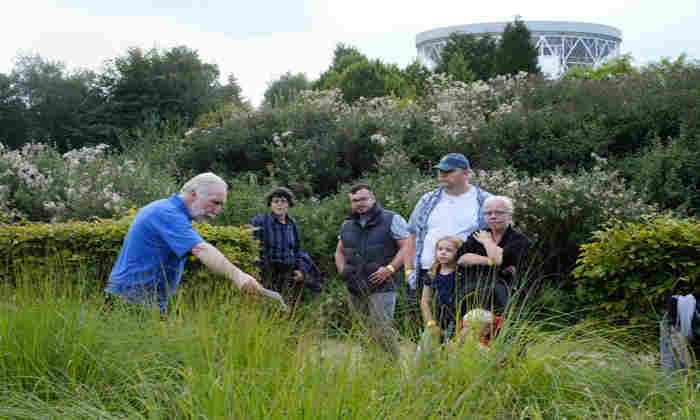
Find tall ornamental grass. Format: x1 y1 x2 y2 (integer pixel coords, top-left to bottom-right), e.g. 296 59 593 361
1 263 697 419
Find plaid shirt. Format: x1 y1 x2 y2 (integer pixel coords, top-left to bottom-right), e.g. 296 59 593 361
250 212 299 266
407 186 490 289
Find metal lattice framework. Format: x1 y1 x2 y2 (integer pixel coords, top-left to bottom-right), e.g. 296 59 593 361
416 21 622 77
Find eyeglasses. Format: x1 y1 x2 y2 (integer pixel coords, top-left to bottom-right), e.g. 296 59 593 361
271 198 288 204
437 169 457 174
484 210 510 217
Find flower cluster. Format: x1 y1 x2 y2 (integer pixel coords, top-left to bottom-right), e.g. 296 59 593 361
370 133 389 146
1 143 54 192
296 89 349 115
422 71 531 140
60 144 128 215
0 142 172 222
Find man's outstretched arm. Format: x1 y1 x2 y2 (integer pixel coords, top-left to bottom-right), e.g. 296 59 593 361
191 242 262 292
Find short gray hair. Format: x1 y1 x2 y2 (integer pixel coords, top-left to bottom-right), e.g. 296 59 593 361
484 195 515 225
179 172 226 199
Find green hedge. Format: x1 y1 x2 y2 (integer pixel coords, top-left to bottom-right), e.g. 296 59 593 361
572 215 700 324
0 211 260 286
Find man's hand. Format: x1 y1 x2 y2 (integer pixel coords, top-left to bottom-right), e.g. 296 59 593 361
458 253 485 266
237 271 263 293
293 270 304 283
369 265 393 284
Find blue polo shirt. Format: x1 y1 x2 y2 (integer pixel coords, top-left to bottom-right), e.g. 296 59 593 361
105 195 203 309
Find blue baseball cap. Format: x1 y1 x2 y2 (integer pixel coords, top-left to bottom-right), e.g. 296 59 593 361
434 153 470 171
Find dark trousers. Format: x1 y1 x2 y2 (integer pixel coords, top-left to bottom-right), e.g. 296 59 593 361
262 263 304 305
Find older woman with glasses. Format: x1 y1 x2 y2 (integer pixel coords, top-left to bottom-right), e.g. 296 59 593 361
454 195 531 317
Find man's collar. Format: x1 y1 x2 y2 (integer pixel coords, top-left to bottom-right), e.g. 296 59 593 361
170 194 192 220
443 183 471 197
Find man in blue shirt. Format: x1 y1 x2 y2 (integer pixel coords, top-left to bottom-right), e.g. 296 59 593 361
106 172 263 312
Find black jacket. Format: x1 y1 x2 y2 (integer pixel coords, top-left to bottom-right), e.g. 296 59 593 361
339 203 399 296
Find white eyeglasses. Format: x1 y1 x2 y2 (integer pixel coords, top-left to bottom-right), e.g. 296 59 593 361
484 210 510 217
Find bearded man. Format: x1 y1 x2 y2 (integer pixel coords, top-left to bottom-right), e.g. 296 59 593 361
105 172 263 312
335 184 409 356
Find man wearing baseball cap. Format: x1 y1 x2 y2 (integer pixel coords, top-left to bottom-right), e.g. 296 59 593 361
406 153 491 300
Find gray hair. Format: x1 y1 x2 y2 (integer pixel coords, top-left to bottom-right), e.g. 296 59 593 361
484 195 515 225
178 172 227 199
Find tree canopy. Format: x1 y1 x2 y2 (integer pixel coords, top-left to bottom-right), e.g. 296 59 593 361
3 54 99 151
263 71 310 108
497 17 539 75
97 46 221 131
436 17 540 82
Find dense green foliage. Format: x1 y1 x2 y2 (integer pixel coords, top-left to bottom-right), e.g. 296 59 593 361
313 43 368 90
496 18 540 75
97 46 221 134
435 17 539 82
176 98 422 197
435 33 498 82
563 55 638 80
313 43 424 103
263 71 311 108
573 215 700 323
0 211 260 286
2 55 101 151
0 48 244 151
476 64 700 200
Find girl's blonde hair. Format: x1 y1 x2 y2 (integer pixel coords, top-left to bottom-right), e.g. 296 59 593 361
428 235 463 279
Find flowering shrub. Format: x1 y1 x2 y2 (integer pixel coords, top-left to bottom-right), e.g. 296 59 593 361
0 142 176 222
178 73 536 198
421 71 531 141
0 143 64 221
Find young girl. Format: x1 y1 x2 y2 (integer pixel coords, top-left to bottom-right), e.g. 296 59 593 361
420 235 465 339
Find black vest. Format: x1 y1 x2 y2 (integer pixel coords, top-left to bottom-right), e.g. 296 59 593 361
339 203 398 296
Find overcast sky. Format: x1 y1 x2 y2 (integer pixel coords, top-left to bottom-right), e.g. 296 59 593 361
2 0 698 106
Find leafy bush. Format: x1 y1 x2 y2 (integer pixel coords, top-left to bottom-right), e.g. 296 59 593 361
481 64 700 175
621 128 700 216
179 102 385 197
177 112 276 177
0 211 260 286
478 107 609 174
573 215 700 324
212 174 270 228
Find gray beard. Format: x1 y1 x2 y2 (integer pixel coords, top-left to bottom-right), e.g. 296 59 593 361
190 200 213 223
